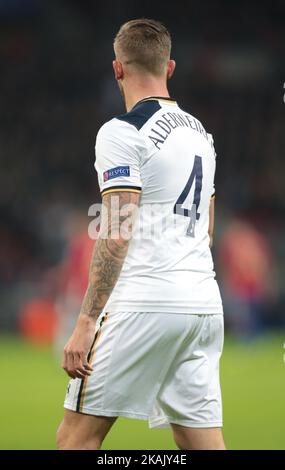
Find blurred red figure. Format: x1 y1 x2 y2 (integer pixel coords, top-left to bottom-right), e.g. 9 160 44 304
19 298 58 346
219 220 274 337
62 231 94 299
18 213 94 348
55 219 94 351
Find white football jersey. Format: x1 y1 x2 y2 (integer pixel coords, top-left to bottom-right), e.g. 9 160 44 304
95 96 223 314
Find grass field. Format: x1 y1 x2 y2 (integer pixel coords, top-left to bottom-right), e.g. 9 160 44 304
0 333 284 450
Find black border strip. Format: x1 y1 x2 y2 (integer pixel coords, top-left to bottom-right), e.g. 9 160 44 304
135 95 176 107
101 185 142 196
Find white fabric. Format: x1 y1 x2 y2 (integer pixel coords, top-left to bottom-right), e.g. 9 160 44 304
64 310 224 428
94 98 223 314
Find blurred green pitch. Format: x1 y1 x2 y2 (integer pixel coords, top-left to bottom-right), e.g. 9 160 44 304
0 334 284 450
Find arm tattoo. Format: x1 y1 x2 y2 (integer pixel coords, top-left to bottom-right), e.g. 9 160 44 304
80 191 140 321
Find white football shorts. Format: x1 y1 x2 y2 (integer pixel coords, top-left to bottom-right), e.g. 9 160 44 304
64 311 224 429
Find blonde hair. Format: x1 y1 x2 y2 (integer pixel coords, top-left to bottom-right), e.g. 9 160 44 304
114 18 171 76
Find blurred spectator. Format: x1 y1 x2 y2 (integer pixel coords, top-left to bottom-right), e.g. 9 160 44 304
218 219 276 338
54 213 94 352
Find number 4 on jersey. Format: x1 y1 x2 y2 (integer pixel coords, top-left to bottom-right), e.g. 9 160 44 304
173 155 203 237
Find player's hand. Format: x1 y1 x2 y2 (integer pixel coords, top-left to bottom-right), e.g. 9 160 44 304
62 314 96 379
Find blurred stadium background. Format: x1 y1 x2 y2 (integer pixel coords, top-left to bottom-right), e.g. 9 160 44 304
0 0 284 449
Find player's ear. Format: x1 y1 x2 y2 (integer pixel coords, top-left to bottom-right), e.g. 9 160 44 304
112 60 124 81
167 59 176 80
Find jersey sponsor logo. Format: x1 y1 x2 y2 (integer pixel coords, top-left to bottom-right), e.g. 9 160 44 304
103 165 130 182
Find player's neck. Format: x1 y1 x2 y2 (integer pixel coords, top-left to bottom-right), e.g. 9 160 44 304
123 80 170 112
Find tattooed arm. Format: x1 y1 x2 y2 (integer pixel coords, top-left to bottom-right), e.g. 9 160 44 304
62 191 140 379
80 191 139 319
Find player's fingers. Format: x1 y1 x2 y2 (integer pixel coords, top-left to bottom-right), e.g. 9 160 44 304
62 350 73 377
66 351 77 379
62 363 76 379
79 352 93 372
72 352 81 370
67 353 91 379
73 369 86 379
67 370 77 379
74 353 91 376
63 350 91 379
62 348 76 378
62 350 67 370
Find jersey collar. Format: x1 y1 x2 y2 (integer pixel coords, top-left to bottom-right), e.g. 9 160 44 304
132 96 177 109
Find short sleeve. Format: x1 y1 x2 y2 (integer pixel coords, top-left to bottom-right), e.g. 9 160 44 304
207 132 216 199
95 119 144 197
